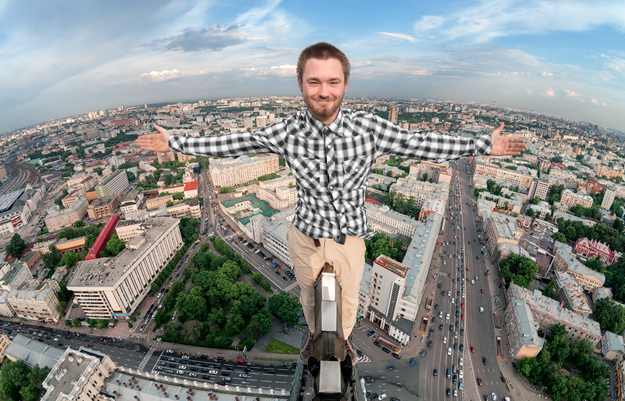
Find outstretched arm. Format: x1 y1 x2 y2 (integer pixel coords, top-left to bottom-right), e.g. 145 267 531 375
136 124 171 152
490 122 526 156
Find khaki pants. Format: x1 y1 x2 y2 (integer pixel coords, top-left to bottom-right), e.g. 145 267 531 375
287 224 365 338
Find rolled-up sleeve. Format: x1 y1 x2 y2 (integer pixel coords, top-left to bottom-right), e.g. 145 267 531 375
372 115 492 161
168 120 286 158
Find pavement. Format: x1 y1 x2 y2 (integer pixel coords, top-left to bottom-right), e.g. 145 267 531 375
253 317 305 355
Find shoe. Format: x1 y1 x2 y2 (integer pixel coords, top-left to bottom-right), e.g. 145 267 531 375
300 331 313 362
344 338 357 366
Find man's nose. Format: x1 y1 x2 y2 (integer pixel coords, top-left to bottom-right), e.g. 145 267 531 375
318 83 330 98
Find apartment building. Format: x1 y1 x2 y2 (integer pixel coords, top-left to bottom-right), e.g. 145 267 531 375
183 181 198 198
0 333 10 362
87 193 121 219
177 152 195 163
45 197 88 232
390 176 449 208
260 218 292 268
485 212 522 261
554 271 592 316
62 187 87 208
120 189 143 215
209 154 279 188
145 194 173 210
41 347 116 401
528 178 553 201
157 151 176 164
478 192 523 214
0 262 33 292
560 189 593 208
506 283 602 351
109 155 125 168
601 331 625 361
257 176 298 211
166 199 201 219
68 217 183 319
94 169 129 198
365 255 418 346
596 164 623 180
505 297 544 360
475 162 534 188
115 220 146 242
575 237 620 265
7 279 61 322
551 242 605 291
602 187 617 210
365 202 420 238
409 161 448 183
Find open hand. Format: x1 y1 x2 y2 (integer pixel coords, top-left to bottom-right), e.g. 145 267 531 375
491 122 526 156
135 124 171 152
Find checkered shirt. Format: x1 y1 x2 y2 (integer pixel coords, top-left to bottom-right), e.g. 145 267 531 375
169 108 492 244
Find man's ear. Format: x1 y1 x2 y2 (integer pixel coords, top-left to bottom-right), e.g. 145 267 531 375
297 76 303 92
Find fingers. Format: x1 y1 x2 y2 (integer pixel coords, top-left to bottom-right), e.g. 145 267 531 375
153 123 168 134
136 134 159 151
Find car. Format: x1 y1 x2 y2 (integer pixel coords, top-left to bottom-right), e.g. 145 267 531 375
449 325 453 332
435 304 439 310
446 388 451 398
176 370 184 375
447 291 451 297
189 372 197 377
428 340 433 348
438 283 442 288
454 389 458 397
364 376 375 383
433 369 438 377
439 324 444 331
370 393 379 400
471 346 475 353
367 330 375 337
268 369 276 373
461 314 465 320
374 341 381 347
357 349 364 357
209 370 219 375
221 372 230 376
420 350 427 357
236 359 245 364
178 365 186 370
446 313 450 320
87 344 93 347
461 303 464 309
459 358 464 366
158 361 166 366
379 395 387 400
482 357 487 365
239 373 248 378
166 369 174 374
392 352 401 359
501 375 506 383
202 375 210 379
447 347 452 356
386 366 395 371
491 393 497 401
382 347 391 354
481 288 484 293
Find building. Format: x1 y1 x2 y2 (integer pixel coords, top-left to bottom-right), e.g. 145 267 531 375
157 151 176 164
575 237 620 265
596 164 623 180
2 334 65 368
551 242 606 291
506 283 602 351
115 219 146 242
183 180 198 198
505 297 544 360
0 189 33 236
257 176 298 211
0 165 6 180
7 279 61 322
166 199 201 219
475 162 534 188
485 212 522 262
109 154 125 168
554 271 592 316
119 189 143 215
41 347 116 401
68 217 183 319
54 236 86 255
601 331 625 361
528 178 553 201
86 193 121 219
388 107 398 124
365 202 420 238
0 333 10 363
85 215 120 261
0 262 34 291
45 197 88 232
94 169 129 199
390 176 449 208
209 154 279 188
145 194 173 210
260 218 292 268
62 187 86 208
602 187 617 210
560 189 594 208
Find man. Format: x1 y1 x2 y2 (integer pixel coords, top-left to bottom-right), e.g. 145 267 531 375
136 42 525 364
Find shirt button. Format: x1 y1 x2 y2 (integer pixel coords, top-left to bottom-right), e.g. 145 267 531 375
329 186 334 190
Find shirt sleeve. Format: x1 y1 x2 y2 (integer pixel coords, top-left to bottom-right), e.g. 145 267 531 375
372 115 492 162
168 120 286 158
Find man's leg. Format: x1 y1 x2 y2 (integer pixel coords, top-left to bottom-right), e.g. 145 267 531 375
325 235 366 338
286 225 325 333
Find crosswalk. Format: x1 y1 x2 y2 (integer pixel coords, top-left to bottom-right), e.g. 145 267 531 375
137 347 157 372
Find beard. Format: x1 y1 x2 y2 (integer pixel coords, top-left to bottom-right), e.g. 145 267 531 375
303 92 344 123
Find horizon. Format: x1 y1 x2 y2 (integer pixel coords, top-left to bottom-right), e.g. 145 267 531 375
1 0 624 133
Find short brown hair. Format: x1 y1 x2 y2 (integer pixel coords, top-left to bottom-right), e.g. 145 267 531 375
297 42 351 81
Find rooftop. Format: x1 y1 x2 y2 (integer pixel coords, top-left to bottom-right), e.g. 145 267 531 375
46 197 87 218
510 298 545 349
4 333 65 369
122 188 142 202
221 194 279 225
0 189 25 213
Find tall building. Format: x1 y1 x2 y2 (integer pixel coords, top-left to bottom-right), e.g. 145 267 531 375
389 107 398 124
527 177 551 201
560 189 593 208
7 279 61 323
44 197 88 232
209 154 279 188
602 187 617 210
87 194 121 219
94 169 129 199
120 189 143 215
67 217 183 319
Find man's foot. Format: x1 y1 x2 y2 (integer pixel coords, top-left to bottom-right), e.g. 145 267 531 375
300 331 313 363
344 338 358 365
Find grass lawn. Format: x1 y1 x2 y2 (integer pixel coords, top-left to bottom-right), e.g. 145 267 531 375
264 339 300 355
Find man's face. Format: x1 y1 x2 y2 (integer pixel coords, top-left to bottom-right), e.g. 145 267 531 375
298 57 348 125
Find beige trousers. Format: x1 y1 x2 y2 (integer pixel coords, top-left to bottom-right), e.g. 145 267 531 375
287 224 366 338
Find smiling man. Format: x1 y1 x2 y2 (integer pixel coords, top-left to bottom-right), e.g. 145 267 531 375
136 42 525 365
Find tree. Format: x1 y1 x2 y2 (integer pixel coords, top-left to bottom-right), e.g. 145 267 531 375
543 280 557 298
499 253 538 288
251 308 272 339
268 291 301 326
553 232 567 244
60 251 81 268
173 192 184 200
74 220 85 227
594 298 625 334
526 208 535 217
181 320 203 342
166 201 174 207
154 308 168 327
176 293 207 323
101 234 125 257
584 257 603 272
72 318 82 328
42 247 61 269
6 234 26 258
163 322 178 340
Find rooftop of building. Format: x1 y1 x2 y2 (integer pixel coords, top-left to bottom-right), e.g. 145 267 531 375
4 333 65 369
1 262 29 284
209 153 277 170
0 189 25 213
510 297 545 348
8 279 57 302
261 218 290 241
562 189 594 201
402 212 442 297
122 188 142 202
489 212 520 240
365 202 420 227
97 169 125 186
554 271 592 312
89 195 119 208
375 255 409 278
46 197 87 218
67 217 179 290
555 242 606 282
221 194 279 225
183 181 197 191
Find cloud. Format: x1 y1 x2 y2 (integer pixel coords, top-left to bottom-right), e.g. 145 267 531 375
270 64 296 76
525 89 533 95
412 0 625 43
158 26 250 52
591 98 608 106
541 71 554 77
500 90 512 95
375 32 419 43
565 89 585 102
140 69 209 82
543 87 556 98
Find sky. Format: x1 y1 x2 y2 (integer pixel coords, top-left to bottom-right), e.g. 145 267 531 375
1 0 624 133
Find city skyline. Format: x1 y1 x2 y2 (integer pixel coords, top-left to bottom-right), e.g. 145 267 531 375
1 0 624 132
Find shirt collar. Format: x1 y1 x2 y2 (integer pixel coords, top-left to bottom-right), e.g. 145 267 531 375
304 108 345 138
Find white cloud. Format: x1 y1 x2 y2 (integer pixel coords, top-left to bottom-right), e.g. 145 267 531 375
412 1 625 43
543 87 556 98
140 69 209 82
565 89 584 102
270 64 296 76
375 32 419 43
541 71 554 77
525 89 533 95
591 98 608 106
